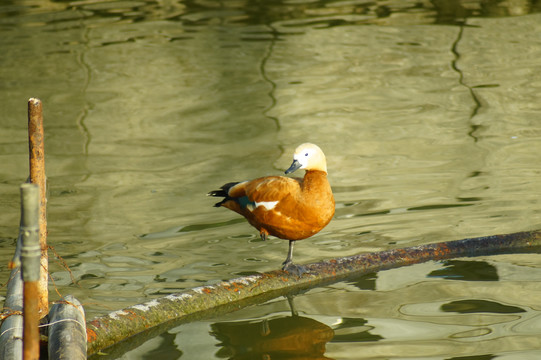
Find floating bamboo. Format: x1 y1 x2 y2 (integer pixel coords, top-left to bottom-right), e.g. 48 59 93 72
87 229 541 356
48 296 87 360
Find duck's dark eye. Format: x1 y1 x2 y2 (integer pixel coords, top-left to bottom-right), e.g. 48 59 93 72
305 153 309 156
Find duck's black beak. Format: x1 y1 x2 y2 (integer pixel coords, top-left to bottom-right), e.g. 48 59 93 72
285 159 302 174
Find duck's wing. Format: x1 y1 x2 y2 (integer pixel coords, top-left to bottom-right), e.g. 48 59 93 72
229 176 302 203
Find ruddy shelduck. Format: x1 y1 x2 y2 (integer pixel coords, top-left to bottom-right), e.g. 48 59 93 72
208 143 335 274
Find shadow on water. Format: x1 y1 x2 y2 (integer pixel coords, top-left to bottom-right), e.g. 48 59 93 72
140 218 246 240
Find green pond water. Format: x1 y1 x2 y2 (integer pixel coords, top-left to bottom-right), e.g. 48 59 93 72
1 0 541 359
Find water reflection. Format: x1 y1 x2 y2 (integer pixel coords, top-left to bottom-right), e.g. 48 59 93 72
441 299 526 314
211 297 335 360
212 315 334 359
2 0 541 30
428 260 499 281
331 317 383 343
198 257 540 360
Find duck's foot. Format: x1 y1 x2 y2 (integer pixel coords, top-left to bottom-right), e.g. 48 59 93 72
281 261 308 276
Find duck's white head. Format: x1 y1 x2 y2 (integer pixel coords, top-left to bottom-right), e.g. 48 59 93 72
285 143 328 174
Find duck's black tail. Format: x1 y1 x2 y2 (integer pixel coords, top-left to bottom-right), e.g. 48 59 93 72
207 182 240 207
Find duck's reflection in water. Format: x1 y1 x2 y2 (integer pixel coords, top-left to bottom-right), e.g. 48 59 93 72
212 315 334 360
211 297 334 360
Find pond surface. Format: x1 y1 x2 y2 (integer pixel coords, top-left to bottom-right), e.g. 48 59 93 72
1 0 541 359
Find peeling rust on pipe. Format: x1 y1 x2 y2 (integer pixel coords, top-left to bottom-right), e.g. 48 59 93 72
86 229 541 356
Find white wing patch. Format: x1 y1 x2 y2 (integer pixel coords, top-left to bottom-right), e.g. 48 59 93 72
254 200 279 210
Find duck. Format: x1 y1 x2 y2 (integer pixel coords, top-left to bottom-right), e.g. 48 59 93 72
208 143 335 274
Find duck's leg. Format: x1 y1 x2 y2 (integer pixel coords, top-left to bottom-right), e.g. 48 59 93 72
282 240 295 268
286 295 298 317
282 240 307 276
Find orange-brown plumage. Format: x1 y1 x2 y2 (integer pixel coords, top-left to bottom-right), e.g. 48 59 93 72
208 143 335 273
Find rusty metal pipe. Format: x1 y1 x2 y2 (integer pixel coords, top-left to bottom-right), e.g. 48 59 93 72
86 229 541 356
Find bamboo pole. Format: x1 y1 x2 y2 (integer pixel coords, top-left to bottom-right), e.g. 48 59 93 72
86 229 541 356
27 98 48 318
0 185 42 359
0 255 23 359
20 184 41 360
48 296 87 360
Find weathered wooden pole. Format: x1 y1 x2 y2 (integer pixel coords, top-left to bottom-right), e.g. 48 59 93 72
86 229 541 356
48 296 87 360
20 184 41 360
27 98 48 318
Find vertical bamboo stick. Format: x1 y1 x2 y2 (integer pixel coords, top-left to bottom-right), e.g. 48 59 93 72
27 98 48 317
20 184 41 360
